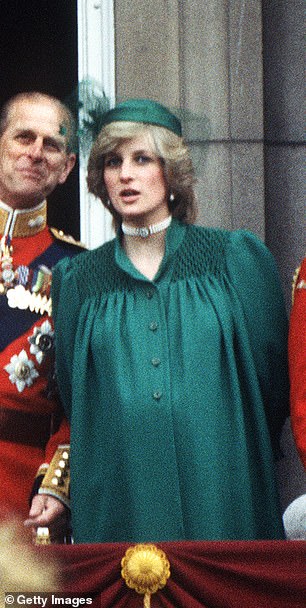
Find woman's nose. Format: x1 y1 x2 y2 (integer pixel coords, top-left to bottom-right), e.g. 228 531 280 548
119 159 133 181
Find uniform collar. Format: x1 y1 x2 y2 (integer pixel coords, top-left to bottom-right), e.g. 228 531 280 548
0 200 47 238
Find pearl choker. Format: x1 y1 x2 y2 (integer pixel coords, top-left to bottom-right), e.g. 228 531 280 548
121 216 172 238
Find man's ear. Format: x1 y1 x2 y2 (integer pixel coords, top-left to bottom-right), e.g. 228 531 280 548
58 153 76 184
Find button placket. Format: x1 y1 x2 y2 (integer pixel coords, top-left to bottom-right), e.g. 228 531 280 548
151 354 162 399
145 286 164 403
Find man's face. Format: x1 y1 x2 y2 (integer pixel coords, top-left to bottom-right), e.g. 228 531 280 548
0 98 76 208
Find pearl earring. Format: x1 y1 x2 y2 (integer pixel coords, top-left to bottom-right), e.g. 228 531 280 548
169 192 175 202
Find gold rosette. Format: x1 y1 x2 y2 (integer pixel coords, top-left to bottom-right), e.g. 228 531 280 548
121 544 170 607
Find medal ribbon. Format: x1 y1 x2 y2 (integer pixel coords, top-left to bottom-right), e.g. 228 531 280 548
0 240 79 352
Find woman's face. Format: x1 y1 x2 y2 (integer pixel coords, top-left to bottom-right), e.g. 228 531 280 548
103 133 169 226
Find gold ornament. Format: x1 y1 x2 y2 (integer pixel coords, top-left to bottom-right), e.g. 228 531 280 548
292 264 301 305
35 527 51 545
121 544 170 608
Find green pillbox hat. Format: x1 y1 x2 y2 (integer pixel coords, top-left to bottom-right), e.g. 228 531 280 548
99 98 182 137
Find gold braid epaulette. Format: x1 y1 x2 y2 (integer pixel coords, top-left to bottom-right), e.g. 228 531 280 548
35 463 49 479
38 445 70 508
50 227 86 249
292 264 301 306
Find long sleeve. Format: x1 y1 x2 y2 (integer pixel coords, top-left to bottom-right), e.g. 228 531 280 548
225 230 289 455
51 255 83 420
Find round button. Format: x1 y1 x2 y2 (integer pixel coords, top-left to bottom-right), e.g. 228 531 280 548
149 321 158 331
146 289 154 299
151 358 161 367
36 333 53 352
153 391 162 400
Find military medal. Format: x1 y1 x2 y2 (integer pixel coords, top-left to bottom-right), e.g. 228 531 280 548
6 285 52 315
1 200 58 393
0 235 14 291
4 348 39 393
1 233 52 315
28 320 54 364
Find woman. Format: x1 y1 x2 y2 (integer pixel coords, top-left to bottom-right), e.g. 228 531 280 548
52 99 289 543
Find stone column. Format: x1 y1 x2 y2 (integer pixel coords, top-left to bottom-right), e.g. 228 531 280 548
262 0 305 307
115 0 266 237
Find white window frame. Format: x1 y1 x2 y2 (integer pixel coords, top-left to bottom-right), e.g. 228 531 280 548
77 0 115 249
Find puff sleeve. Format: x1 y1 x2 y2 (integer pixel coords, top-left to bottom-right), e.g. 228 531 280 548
51 256 81 420
225 230 289 455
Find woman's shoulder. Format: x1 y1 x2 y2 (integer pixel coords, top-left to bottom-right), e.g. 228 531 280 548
171 223 229 280
184 222 229 247
53 238 119 300
185 222 255 243
178 224 272 276
187 225 269 257
224 228 278 269
182 223 260 259
55 237 116 275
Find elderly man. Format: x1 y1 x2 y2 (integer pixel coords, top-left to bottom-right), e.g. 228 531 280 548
0 91 82 539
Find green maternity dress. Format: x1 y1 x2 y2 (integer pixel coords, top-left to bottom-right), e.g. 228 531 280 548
52 220 289 543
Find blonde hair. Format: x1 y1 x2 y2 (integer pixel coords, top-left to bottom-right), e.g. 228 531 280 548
87 121 197 229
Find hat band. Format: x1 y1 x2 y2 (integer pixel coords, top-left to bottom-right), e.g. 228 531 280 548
100 99 182 136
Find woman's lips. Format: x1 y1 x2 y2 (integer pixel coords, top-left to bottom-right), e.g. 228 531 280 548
120 189 140 202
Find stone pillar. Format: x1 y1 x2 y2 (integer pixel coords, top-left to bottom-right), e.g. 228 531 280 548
262 0 305 307
180 0 265 236
115 0 266 237
115 0 181 107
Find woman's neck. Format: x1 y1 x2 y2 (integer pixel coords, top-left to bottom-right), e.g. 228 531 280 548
123 230 167 281
121 215 172 238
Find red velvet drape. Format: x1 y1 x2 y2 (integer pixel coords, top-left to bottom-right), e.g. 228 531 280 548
44 541 305 608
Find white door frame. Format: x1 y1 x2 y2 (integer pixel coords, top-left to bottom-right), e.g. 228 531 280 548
77 0 115 249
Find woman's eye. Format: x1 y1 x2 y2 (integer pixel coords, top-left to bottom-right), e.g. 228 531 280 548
136 154 151 163
105 156 121 167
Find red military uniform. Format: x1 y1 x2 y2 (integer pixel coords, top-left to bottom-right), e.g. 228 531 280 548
0 199 83 518
288 257 306 469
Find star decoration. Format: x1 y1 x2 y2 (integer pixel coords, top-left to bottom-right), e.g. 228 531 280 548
28 320 54 364
4 349 39 393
